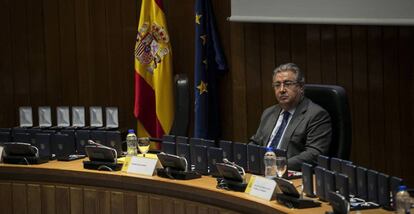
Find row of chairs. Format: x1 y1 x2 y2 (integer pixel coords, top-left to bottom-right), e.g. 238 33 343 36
0 127 123 160
304 155 404 210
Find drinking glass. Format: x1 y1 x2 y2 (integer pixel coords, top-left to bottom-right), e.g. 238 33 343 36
138 137 150 157
275 156 287 178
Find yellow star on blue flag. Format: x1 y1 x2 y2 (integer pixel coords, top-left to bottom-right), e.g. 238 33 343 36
197 81 208 95
195 13 202 24
194 0 227 139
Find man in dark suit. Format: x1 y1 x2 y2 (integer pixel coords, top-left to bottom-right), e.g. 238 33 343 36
250 63 332 171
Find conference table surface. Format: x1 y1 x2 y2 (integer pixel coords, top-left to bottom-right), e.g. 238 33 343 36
0 158 396 214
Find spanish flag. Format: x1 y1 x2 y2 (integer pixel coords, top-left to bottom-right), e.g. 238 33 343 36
134 0 174 142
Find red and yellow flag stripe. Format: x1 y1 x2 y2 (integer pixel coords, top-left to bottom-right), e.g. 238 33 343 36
134 0 174 139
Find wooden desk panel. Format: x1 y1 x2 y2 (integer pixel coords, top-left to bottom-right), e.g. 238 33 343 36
0 160 394 214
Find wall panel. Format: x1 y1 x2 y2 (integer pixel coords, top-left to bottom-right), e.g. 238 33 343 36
27 184 42 214
0 0 413 186
0 0 14 126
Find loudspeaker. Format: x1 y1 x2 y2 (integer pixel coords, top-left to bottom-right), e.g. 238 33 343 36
330 157 342 173
314 166 326 201
317 155 330 169
247 143 261 174
342 164 357 196
377 173 390 207
324 170 336 201
302 162 315 197
335 173 349 201
219 140 233 162
356 166 368 200
367 169 378 203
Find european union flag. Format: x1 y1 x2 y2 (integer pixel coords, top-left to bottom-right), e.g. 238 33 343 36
194 0 227 139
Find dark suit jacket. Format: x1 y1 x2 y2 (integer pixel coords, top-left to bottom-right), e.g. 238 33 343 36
250 97 332 171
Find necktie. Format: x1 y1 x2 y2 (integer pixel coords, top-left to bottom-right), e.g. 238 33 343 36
270 111 290 148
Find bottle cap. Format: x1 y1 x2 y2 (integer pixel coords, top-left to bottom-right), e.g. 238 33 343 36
128 129 135 133
398 185 407 191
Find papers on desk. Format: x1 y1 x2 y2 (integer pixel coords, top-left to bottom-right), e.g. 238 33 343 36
245 175 276 201
121 155 160 176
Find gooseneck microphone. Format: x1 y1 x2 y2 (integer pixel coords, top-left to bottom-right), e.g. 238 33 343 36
223 158 245 176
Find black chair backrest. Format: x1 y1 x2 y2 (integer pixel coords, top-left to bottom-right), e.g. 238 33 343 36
304 84 352 160
170 73 190 136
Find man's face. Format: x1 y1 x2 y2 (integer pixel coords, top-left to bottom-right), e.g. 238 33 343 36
272 70 303 110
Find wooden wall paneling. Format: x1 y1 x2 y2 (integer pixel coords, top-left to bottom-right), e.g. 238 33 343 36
166 0 195 136
137 193 150 214
124 193 137 214
56 186 70 214
27 0 47 108
149 195 163 214
213 0 232 140
42 185 56 214
335 26 353 98
70 187 84 214
244 23 263 138
398 27 414 183
185 203 198 214
208 207 220 214
84 188 98 214
43 0 62 107
74 0 93 107
106 0 124 108
404 28 414 187
290 25 307 72
320 25 337 84
382 27 401 175
0 0 15 127
173 200 185 214
335 26 353 159
367 26 385 170
58 0 78 105
90 0 109 105
274 24 291 65
306 25 322 83
166 0 194 81
27 184 42 214
110 191 125 214
350 26 370 166
97 190 111 214
10 0 30 111
259 24 276 111
105 0 128 129
230 22 247 141
0 182 13 214
198 206 208 214
161 196 174 214
120 0 138 129
12 183 27 214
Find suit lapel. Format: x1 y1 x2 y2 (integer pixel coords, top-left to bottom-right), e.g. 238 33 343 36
279 98 309 150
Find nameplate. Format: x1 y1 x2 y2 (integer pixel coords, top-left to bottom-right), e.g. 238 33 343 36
123 156 157 176
245 175 276 201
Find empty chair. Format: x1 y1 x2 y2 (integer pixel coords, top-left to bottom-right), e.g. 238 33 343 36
304 84 352 160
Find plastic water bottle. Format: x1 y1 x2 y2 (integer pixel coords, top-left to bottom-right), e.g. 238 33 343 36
264 147 277 179
126 129 138 156
396 185 411 214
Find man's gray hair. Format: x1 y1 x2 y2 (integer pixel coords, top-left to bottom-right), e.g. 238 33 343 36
273 63 305 84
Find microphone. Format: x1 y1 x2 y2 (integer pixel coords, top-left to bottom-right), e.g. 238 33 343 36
223 158 245 176
87 140 118 160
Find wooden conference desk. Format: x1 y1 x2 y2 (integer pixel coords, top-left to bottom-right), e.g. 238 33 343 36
0 159 392 214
